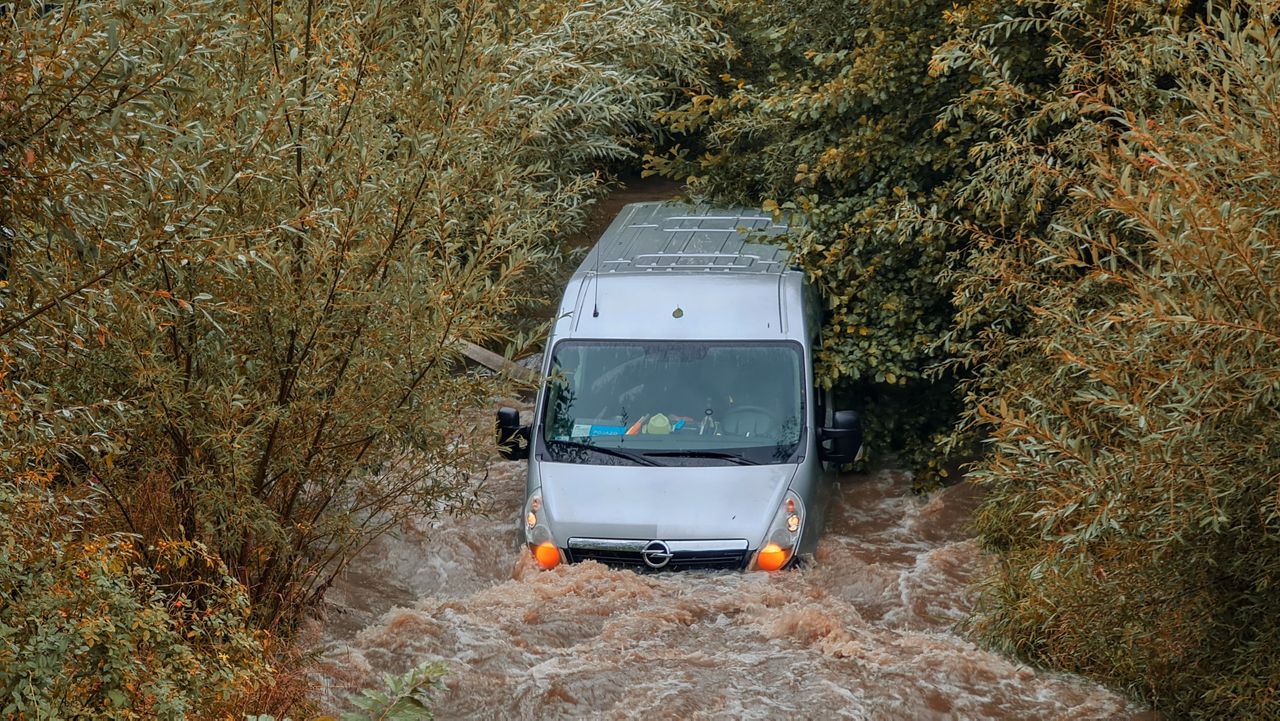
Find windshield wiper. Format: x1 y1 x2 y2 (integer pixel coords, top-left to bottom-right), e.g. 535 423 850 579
640 450 760 466
550 440 661 466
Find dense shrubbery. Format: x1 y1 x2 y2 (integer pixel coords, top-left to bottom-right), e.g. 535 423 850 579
5 0 1277 716
942 3 1280 717
0 479 265 717
663 0 1279 716
1 0 722 714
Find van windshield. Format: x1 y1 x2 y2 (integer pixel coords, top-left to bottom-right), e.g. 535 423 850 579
539 341 805 466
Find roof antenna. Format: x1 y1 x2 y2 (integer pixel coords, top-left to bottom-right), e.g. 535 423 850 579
592 242 601 317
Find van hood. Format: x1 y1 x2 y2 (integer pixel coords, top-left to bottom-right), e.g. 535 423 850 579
536 461 796 546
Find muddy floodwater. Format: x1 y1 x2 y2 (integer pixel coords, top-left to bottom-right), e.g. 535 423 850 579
312 459 1147 719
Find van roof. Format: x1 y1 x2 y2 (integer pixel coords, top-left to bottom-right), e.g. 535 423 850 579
554 202 810 342
573 201 793 279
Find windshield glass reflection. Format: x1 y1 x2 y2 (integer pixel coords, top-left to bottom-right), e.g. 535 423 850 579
539 341 804 466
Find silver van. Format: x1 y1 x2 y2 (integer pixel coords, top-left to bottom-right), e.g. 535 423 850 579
497 202 861 572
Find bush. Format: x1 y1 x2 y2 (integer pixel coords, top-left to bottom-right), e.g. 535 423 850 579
1 0 724 634
0 480 265 719
1 0 725 714
946 3 1280 717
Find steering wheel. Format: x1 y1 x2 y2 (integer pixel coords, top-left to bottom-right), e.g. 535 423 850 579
720 405 777 437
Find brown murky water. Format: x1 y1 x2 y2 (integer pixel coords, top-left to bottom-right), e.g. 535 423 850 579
309 178 1148 719
311 462 1146 720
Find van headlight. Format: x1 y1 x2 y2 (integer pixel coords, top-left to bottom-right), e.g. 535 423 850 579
523 490 561 569
752 490 804 572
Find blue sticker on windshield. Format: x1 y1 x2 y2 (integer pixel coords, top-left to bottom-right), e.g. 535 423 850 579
589 425 625 437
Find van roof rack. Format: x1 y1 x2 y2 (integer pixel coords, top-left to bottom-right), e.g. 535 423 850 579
582 202 794 277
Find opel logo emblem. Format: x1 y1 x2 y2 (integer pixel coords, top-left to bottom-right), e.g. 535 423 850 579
641 540 673 569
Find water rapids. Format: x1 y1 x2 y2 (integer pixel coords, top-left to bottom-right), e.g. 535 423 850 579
311 460 1150 720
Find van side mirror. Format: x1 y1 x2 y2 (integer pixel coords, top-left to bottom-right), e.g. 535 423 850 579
496 407 530 460
819 409 862 465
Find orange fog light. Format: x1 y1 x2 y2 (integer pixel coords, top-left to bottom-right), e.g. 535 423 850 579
533 541 561 570
756 543 788 572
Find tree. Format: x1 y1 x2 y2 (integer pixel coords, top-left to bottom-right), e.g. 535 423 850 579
1 1 725 708
939 2 1280 716
648 0 997 478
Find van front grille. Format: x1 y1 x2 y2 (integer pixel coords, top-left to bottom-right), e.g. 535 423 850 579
565 539 750 571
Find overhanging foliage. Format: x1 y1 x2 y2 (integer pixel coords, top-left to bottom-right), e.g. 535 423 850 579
1 0 724 713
